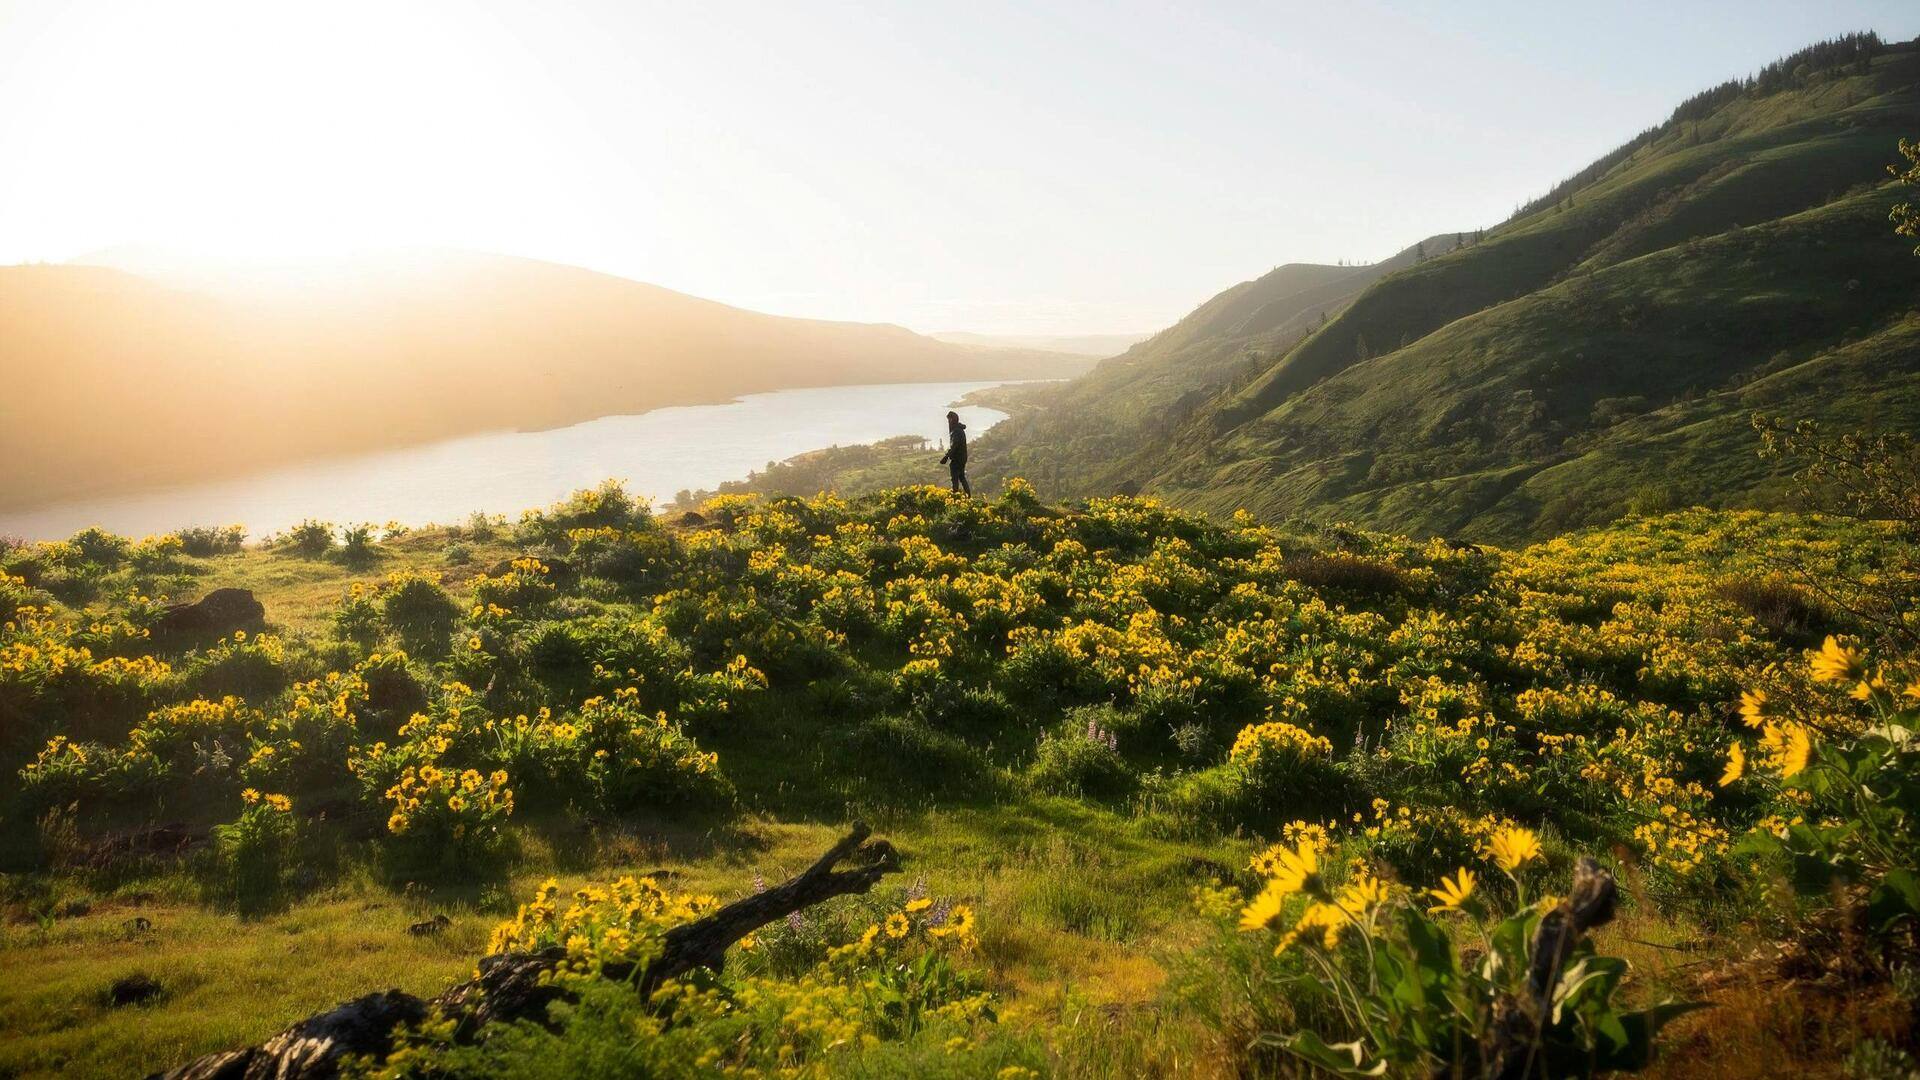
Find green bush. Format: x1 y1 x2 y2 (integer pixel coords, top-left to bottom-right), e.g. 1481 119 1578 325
519 480 653 545
1028 722 1133 801
174 524 246 557
340 523 378 565
278 520 335 557
68 527 130 569
381 572 460 655
183 633 290 701
823 714 993 804
211 789 299 909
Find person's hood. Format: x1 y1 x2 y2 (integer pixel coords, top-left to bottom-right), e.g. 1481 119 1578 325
951 419 966 430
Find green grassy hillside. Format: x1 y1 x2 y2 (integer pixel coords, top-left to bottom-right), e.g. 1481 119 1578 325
977 35 1920 542
3 482 1916 1076
978 235 1471 496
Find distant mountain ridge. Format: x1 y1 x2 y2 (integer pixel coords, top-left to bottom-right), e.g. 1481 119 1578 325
0 252 1090 511
981 32 1920 542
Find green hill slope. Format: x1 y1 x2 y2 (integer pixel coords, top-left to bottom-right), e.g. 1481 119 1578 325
982 33 1920 542
980 235 1472 496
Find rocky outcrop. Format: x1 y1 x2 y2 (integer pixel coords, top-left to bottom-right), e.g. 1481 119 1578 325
153 589 265 641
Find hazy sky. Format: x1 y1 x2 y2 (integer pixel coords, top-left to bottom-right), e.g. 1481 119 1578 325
1 1 1914 335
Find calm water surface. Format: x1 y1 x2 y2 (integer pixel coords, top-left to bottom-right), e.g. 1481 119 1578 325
1 381 1024 541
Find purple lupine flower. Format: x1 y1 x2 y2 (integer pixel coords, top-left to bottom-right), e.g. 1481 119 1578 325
925 899 953 928
787 910 806 931
906 877 928 903
752 873 766 894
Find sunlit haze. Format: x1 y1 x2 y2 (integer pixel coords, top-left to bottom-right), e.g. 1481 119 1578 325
1 0 1914 334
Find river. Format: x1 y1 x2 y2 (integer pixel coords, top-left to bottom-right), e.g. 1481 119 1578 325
0 381 1024 542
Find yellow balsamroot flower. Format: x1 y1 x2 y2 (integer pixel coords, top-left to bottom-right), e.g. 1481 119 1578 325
1336 873 1388 915
1738 689 1770 728
1428 868 1477 913
905 897 932 914
1239 840 1324 931
1239 879 1289 931
1810 636 1864 684
264 793 292 812
1719 740 1745 787
1487 826 1542 873
1779 724 1812 778
931 904 977 942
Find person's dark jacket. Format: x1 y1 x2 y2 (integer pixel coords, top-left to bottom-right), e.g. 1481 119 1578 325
939 421 968 464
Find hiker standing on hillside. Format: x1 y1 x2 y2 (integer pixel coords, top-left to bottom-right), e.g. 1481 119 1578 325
938 410 971 495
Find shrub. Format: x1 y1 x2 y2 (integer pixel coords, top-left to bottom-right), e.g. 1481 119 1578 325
1282 551 1410 596
182 632 289 701
1717 574 1833 643
471 557 558 611
381 763 516 875
381 572 460 655
174 525 246 557
279 520 335 557
1140 763 1248 837
68 527 130 568
577 696 731 812
0 570 45 623
566 525 680 593
127 535 189 575
1727 637 1920 943
1222 833 1697 1076
914 684 1018 733
1227 719 1339 816
520 481 653 545
356 650 429 732
340 523 378 564
823 715 993 803
333 582 384 647
211 789 299 908
1028 722 1133 801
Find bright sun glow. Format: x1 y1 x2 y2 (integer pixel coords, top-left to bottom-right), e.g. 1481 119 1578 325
0 2 576 260
1 1 1914 332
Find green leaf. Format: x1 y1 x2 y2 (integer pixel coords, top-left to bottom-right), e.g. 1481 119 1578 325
1260 1029 1388 1077
1593 1000 1710 1069
1868 868 1920 931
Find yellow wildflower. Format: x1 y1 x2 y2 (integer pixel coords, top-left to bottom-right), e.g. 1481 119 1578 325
1428 869 1477 913
1487 826 1542 873
1718 741 1745 787
1810 636 1863 684
1780 724 1812 778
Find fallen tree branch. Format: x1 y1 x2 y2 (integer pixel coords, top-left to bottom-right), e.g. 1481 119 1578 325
155 822 899 1080
1483 855 1619 1080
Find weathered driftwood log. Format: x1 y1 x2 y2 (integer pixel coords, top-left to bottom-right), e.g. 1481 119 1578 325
638 820 897 994
155 823 899 1080
1482 855 1619 1080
